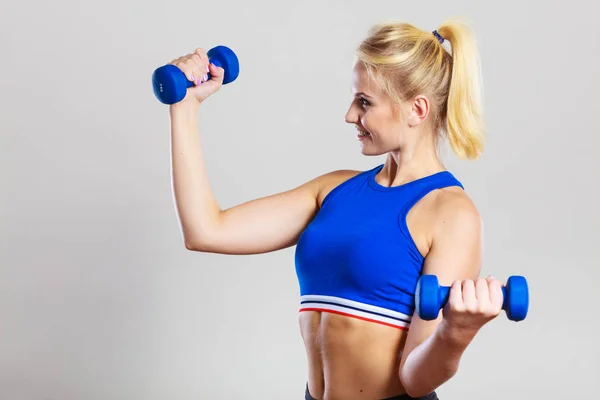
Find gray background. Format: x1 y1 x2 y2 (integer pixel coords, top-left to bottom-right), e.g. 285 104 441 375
1 0 598 399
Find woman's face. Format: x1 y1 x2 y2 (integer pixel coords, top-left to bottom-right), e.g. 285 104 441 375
345 62 408 156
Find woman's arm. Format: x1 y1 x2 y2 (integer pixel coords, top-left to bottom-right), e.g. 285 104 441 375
398 190 504 397
168 48 356 255
171 100 349 255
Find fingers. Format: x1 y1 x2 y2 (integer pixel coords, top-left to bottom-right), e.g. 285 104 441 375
443 275 505 332
187 49 207 85
448 277 502 316
188 54 204 84
475 277 489 310
193 48 210 84
462 279 477 313
487 276 504 311
170 48 211 86
208 62 224 83
447 280 464 313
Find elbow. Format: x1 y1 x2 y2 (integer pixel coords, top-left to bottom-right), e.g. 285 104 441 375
184 237 200 251
399 366 415 397
402 383 433 399
399 371 420 399
404 388 422 399
184 236 211 252
182 216 222 252
183 223 221 252
399 366 457 398
400 378 435 399
184 239 200 251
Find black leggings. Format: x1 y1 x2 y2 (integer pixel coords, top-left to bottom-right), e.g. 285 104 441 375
305 385 439 400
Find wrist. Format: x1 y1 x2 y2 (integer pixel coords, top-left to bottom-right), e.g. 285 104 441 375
437 319 479 350
170 100 200 115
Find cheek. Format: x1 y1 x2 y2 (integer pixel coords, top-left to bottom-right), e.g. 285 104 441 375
360 109 380 131
362 114 405 142
361 110 390 135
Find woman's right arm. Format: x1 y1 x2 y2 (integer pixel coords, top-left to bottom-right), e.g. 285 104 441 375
168 48 334 255
171 101 327 255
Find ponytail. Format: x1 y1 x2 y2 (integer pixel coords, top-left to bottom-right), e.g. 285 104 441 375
438 20 485 160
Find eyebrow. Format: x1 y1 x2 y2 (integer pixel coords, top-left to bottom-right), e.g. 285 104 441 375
355 92 373 99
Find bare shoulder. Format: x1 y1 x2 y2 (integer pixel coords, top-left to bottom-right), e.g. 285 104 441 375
434 187 480 224
429 187 483 266
412 185 480 227
314 169 364 207
420 186 484 283
407 185 481 257
429 186 482 240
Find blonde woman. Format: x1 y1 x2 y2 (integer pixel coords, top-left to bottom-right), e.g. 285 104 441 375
167 19 504 400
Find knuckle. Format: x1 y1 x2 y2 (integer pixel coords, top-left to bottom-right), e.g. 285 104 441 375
466 302 478 313
450 301 463 313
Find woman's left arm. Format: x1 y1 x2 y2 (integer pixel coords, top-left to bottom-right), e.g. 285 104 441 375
398 191 504 397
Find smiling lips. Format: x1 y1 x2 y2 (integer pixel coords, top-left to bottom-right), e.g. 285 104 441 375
357 128 370 139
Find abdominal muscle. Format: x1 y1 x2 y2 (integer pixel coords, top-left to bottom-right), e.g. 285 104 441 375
299 310 409 400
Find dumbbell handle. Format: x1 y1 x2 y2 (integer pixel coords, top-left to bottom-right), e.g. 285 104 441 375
436 286 509 310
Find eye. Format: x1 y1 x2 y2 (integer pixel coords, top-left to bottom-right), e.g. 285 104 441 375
358 97 371 107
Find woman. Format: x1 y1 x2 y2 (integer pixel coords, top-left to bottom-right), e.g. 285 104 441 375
167 19 504 400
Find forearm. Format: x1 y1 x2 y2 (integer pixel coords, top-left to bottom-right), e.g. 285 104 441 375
399 320 477 397
169 102 221 247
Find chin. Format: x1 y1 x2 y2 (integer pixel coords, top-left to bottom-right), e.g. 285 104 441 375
360 148 384 156
359 144 385 156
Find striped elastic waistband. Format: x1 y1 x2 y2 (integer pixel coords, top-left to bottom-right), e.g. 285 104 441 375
299 295 412 330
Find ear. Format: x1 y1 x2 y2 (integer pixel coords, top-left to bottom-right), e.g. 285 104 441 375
407 95 430 127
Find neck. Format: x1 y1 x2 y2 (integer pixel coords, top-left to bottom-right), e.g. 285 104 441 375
379 138 445 187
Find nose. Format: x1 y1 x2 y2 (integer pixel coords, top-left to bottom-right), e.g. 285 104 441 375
345 102 358 124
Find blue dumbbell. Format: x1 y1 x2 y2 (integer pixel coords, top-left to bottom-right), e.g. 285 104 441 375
152 45 240 105
415 275 529 321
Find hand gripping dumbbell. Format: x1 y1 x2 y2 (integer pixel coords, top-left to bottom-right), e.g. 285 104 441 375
152 45 240 105
415 275 529 321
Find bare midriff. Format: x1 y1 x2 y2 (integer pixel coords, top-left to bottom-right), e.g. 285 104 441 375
299 310 410 400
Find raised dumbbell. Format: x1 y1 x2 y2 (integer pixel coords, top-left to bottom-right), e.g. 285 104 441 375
415 275 529 321
152 45 240 105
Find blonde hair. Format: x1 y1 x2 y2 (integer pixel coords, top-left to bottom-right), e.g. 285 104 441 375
356 19 484 160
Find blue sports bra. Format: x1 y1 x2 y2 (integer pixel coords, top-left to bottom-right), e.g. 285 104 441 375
294 164 463 330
